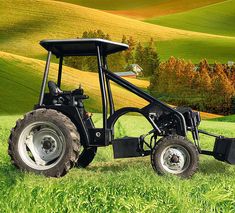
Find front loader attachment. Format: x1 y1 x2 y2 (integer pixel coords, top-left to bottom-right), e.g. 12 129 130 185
213 137 235 164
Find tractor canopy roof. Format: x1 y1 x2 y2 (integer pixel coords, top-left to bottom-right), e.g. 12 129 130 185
40 38 129 57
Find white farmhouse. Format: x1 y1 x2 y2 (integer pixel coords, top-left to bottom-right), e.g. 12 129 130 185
127 64 143 76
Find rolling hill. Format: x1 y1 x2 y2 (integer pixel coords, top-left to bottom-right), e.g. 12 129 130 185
0 0 234 63
55 0 163 10
0 0 232 116
0 51 221 119
55 0 225 19
146 0 235 37
0 51 149 115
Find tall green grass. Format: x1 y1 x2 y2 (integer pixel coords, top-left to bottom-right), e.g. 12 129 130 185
0 114 235 212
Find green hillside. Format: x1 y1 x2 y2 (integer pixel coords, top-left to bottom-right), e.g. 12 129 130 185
157 37 235 63
55 0 163 10
56 0 225 19
146 0 235 37
211 114 235 122
0 51 149 115
0 0 204 59
1 0 234 63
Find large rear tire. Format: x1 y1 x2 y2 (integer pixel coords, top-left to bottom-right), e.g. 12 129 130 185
8 109 80 177
76 147 97 168
151 135 199 178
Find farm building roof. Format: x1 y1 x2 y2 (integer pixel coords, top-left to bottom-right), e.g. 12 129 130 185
114 71 136 77
40 39 129 57
130 64 143 70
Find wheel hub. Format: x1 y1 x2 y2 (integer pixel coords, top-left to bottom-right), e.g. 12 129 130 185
170 154 180 163
41 136 56 153
160 145 190 174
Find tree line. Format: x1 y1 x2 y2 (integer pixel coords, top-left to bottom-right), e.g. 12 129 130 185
149 57 235 114
64 30 159 76
64 30 235 114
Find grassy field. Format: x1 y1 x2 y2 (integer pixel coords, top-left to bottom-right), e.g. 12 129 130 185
1 0 234 63
57 0 225 19
55 0 164 10
0 51 222 119
146 0 235 37
0 51 150 115
0 114 235 212
0 0 209 60
211 114 235 122
157 36 235 63
0 1 234 212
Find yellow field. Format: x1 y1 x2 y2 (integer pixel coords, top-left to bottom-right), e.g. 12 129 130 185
0 0 230 59
0 51 149 110
105 0 225 19
0 51 222 119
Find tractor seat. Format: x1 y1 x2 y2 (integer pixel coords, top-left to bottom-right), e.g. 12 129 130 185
48 81 63 96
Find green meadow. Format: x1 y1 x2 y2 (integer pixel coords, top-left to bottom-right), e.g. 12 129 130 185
1 0 235 212
1 114 235 212
146 0 235 37
157 37 235 63
55 0 164 10
0 0 234 62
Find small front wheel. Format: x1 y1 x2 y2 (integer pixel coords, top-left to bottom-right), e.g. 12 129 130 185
151 135 199 178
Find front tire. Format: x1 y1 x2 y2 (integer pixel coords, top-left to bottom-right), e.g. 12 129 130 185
151 135 199 178
8 109 80 177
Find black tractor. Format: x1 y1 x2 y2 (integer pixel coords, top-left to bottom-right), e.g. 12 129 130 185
8 39 235 178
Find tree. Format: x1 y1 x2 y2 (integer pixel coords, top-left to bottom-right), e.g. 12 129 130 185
64 30 110 72
64 30 160 78
136 38 160 77
210 64 235 113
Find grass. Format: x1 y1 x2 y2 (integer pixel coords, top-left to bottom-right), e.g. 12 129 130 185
0 0 233 62
0 51 222 119
0 1 234 211
211 114 235 122
0 0 211 60
146 0 235 37
56 0 225 19
55 0 165 10
157 37 235 63
1 114 235 212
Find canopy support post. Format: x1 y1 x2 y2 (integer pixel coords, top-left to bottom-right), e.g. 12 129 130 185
39 51 52 106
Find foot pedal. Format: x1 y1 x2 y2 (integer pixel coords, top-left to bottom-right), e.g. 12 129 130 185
112 137 142 159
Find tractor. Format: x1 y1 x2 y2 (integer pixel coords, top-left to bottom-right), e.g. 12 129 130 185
8 39 235 178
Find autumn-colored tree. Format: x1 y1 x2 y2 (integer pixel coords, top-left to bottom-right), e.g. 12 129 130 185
209 64 235 113
150 57 235 114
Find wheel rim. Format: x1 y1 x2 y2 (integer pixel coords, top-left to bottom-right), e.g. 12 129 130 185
18 121 66 170
160 144 190 174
